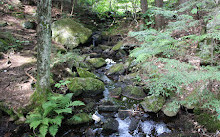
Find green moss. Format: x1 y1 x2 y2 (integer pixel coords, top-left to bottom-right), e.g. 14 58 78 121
87 58 106 68
0 102 18 120
122 86 146 100
67 113 92 125
112 41 123 51
67 77 105 96
140 95 165 113
110 87 122 97
107 63 125 75
195 111 220 132
77 67 99 79
52 18 92 49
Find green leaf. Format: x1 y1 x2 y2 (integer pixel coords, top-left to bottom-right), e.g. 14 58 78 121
39 125 48 137
54 108 72 114
64 93 73 100
49 125 59 137
30 120 41 130
191 8 197 14
66 101 85 108
49 115 63 126
42 101 56 117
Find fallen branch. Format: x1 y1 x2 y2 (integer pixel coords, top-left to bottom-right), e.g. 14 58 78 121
25 68 37 82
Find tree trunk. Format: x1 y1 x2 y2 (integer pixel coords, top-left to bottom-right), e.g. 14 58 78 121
140 0 148 14
155 0 165 30
35 0 52 103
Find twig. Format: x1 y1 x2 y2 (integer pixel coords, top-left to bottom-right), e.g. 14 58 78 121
25 68 37 82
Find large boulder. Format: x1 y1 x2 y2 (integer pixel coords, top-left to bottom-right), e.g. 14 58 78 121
122 85 146 100
102 118 119 134
106 63 125 75
162 99 180 117
87 58 106 68
67 77 105 96
140 95 165 113
52 18 92 49
76 67 99 79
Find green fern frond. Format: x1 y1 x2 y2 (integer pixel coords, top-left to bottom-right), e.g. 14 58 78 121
54 108 72 114
30 120 41 130
49 115 64 126
49 125 59 137
65 101 85 108
39 125 48 137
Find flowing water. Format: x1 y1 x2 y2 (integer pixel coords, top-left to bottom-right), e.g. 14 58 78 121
94 59 172 137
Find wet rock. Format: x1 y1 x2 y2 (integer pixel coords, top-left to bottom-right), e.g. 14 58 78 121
162 99 180 117
22 21 37 29
67 77 105 96
140 95 165 113
67 113 92 125
106 63 125 75
52 18 92 49
98 105 119 112
87 58 106 68
112 41 123 51
118 110 130 119
129 117 140 131
102 118 119 134
122 85 146 100
77 67 99 79
110 87 122 98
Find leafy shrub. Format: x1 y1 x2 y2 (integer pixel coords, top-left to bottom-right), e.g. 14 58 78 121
26 93 85 137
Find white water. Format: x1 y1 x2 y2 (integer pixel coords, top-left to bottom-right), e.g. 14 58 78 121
96 58 171 136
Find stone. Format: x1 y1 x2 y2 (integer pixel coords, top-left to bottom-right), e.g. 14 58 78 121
110 87 122 98
67 113 92 125
67 77 105 96
52 18 92 49
106 63 125 75
162 99 180 117
87 58 106 68
77 67 99 79
122 85 146 100
98 105 119 112
22 21 36 29
112 41 123 51
140 95 165 113
102 118 119 134
129 117 140 131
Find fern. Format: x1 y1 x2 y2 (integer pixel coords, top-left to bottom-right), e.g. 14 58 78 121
26 93 85 137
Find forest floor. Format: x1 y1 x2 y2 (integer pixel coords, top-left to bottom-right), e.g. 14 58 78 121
0 4 39 110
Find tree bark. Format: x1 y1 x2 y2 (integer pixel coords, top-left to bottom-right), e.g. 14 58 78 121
35 0 52 102
155 0 165 30
140 0 148 14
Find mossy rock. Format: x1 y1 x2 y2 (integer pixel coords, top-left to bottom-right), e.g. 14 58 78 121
52 18 92 49
67 113 92 125
106 63 125 75
112 41 123 51
140 95 165 113
0 102 17 121
87 58 106 68
162 99 180 117
195 110 220 132
110 87 122 98
122 86 146 100
77 67 99 79
67 77 105 96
